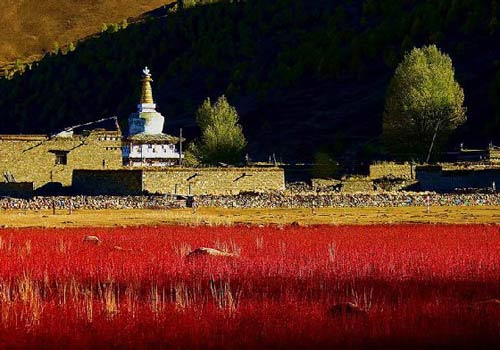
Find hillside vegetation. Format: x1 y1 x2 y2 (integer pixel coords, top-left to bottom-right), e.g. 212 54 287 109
0 0 172 67
0 0 499 164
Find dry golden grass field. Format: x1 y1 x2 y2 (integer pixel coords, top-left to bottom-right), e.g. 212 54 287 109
0 0 173 66
0 206 499 228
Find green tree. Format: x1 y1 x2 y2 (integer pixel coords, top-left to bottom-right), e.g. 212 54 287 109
383 45 466 162
14 59 22 70
108 23 120 33
194 95 247 165
120 19 128 30
52 42 60 55
183 142 201 167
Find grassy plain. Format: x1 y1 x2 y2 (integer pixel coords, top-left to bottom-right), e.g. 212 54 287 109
0 206 499 228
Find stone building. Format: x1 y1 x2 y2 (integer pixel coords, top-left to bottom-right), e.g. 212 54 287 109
0 128 122 193
444 143 500 164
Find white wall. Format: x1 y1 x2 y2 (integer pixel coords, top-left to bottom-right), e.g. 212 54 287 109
122 143 183 162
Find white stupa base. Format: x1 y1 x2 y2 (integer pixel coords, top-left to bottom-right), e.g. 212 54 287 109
138 103 157 113
129 110 165 135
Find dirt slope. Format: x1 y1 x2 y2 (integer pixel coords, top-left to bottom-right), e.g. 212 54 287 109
0 0 172 66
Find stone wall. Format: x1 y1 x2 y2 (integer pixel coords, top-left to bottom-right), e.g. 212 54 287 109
341 178 374 193
72 170 143 195
416 165 500 192
0 131 123 190
0 182 34 197
72 167 285 195
142 167 285 195
369 162 414 180
311 178 342 190
490 149 500 163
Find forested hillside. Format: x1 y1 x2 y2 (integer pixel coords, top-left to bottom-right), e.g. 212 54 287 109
0 0 499 164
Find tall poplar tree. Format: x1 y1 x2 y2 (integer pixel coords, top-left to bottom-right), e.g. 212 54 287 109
192 95 247 165
383 45 466 162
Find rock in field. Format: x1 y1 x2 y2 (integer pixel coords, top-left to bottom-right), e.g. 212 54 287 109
113 245 133 252
186 247 237 258
471 299 500 309
328 302 368 318
82 235 101 245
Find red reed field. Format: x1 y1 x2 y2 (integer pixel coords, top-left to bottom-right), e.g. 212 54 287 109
0 224 499 349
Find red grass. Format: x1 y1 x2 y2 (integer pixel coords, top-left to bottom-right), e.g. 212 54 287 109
0 224 499 349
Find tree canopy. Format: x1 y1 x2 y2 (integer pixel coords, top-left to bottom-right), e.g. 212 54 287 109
383 45 466 162
191 95 247 165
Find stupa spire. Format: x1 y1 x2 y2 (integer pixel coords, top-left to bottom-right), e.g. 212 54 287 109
129 67 165 136
140 67 154 105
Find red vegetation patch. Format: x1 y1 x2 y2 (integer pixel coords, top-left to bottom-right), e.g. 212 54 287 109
0 224 498 349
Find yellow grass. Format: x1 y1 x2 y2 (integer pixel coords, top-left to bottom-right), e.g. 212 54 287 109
0 206 499 228
0 0 174 66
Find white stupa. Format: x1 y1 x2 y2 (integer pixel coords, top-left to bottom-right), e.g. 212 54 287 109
128 67 165 135
123 67 183 167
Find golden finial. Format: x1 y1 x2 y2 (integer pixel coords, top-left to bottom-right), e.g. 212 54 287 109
141 67 154 105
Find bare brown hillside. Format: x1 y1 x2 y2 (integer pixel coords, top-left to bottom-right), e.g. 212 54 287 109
0 0 172 66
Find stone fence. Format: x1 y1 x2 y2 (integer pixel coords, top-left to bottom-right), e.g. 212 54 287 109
1 192 499 210
73 167 285 195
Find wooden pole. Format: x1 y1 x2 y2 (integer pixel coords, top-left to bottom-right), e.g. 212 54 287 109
179 128 183 167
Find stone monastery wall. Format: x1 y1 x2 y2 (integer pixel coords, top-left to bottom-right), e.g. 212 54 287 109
0 182 35 197
369 162 414 180
73 168 285 195
340 178 374 193
142 168 285 195
0 131 123 190
73 170 143 195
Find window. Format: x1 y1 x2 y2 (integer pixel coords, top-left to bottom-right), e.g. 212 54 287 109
53 151 68 165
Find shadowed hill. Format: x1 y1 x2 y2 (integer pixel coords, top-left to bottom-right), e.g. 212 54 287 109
0 0 500 165
0 0 173 66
